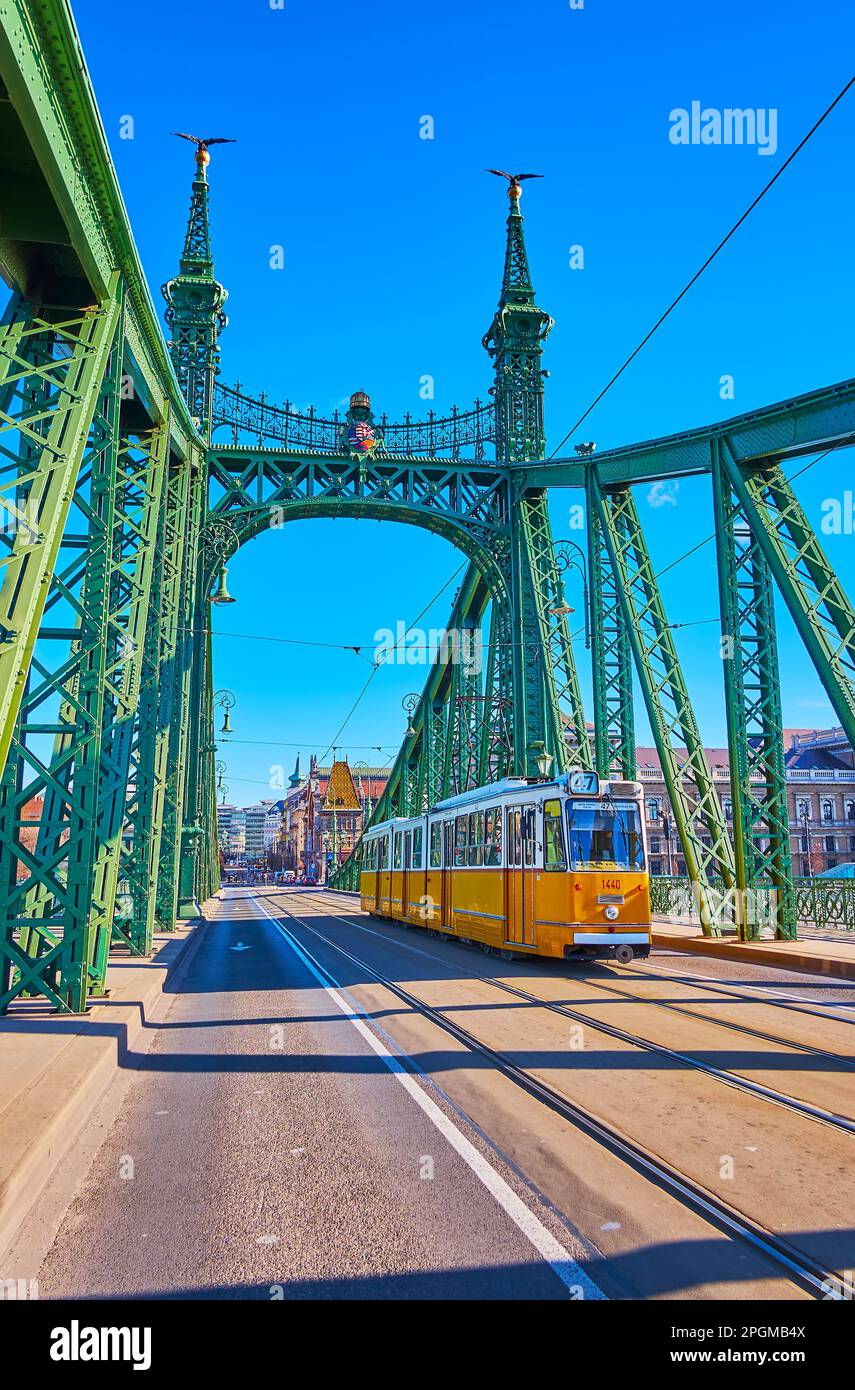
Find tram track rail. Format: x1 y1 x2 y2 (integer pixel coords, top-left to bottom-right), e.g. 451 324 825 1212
321 884 855 1026
251 888 846 1300
296 888 855 1136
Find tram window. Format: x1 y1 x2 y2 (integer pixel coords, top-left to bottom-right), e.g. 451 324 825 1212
429 823 442 868
413 825 423 868
508 809 522 867
484 807 502 865
393 834 403 870
543 799 567 870
566 799 645 871
405 830 412 868
468 811 484 866
523 807 535 866
383 835 391 870
454 816 468 867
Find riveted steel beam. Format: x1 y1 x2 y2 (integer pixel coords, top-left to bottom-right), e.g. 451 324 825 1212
590 471 735 934
712 444 795 940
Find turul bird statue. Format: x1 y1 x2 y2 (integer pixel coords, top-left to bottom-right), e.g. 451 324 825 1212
486 170 543 198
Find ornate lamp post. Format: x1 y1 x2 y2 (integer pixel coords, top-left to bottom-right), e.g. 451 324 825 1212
550 539 590 649
213 688 236 736
662 810 675 877
800 803 813 879
353 760 372 827
402 692 420 739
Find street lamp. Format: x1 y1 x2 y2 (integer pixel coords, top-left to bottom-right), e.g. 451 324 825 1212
213 688 236 736
551 540 590 649
535 747 554 780
800 803 813 879
402 692 419 739
210 563 236 605
353 760 372 826
662 809 674 876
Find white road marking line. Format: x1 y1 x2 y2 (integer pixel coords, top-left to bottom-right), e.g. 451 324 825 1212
251 894 605 1300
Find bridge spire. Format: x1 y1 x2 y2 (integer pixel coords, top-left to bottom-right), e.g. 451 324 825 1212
483 174 553 463
162 140 230 441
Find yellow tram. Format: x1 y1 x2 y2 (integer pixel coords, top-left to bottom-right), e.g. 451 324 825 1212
357 771 652 963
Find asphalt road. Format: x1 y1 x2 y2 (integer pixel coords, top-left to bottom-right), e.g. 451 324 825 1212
33 887 855 1300
35 890 601 1299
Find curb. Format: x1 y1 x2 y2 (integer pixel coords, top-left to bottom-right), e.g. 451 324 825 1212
0 920 203 1264
652 930 855 980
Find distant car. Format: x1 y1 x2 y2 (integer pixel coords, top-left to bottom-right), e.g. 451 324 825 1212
814 863 855 879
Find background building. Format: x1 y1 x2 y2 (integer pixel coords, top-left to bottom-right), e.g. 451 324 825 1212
636 727 855 877
216 804 245 861
281 756 389 882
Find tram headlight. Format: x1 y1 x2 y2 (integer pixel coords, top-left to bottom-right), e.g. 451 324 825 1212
604 905 619 921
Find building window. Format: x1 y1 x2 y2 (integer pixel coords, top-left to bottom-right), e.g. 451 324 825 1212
796 798 810 822
827 857 838 871
825 835 836 853
802 859 810 876
847 800 855 824
649 837 661 854
822 798 834 823
801 834 809 853
650 859 662 876
723 799 733 821
849 835 855 853
647 797 660 822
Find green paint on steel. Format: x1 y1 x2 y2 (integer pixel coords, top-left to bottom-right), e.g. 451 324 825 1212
712 444 796 941
5 0 855 993
590 471 736 936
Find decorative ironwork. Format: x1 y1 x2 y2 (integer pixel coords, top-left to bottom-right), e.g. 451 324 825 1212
212 380 495 459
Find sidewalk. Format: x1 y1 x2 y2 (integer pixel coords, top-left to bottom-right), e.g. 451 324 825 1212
653 917 855 979
0 923 201 1262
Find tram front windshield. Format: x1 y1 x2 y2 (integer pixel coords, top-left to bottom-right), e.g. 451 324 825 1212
566 799 645 871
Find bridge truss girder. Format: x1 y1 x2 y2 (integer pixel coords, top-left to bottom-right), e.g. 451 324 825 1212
3 0 855 1010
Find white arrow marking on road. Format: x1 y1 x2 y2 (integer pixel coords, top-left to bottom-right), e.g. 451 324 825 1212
230 942 252 951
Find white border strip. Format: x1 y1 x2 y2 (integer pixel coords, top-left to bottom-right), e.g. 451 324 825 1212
251 894 605 1300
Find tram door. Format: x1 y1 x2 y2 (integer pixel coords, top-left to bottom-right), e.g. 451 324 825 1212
402 830 411 923
441 820 454 929
505 805 536 946
371 837 382 912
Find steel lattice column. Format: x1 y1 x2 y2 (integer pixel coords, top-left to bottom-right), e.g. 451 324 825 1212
587 467 635 779
0 288 122 1012
157 454 205 927
712 446 795 940
590 472 735 934
515 490 592 774
721 451 855 749
478 600 513 784
114 426 179 956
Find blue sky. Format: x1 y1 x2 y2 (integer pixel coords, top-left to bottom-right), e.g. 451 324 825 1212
66 1 855 797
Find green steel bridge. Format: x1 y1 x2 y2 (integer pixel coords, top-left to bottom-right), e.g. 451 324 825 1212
2 0 855 1013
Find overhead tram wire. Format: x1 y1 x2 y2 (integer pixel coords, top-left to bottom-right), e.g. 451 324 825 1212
318 559 470 764
650 448 833 583
546 75 855 460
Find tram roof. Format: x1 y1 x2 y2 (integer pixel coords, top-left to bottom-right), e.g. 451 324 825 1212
433 778 537 812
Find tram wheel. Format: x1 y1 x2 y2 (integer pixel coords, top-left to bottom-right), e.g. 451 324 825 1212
614 944 634 965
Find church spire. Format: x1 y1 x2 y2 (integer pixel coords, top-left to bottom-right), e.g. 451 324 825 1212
162 139 230 442
482 176 553 463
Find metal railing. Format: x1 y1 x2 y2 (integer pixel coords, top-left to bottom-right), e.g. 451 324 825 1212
211 382 496 458
650 875 855 931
